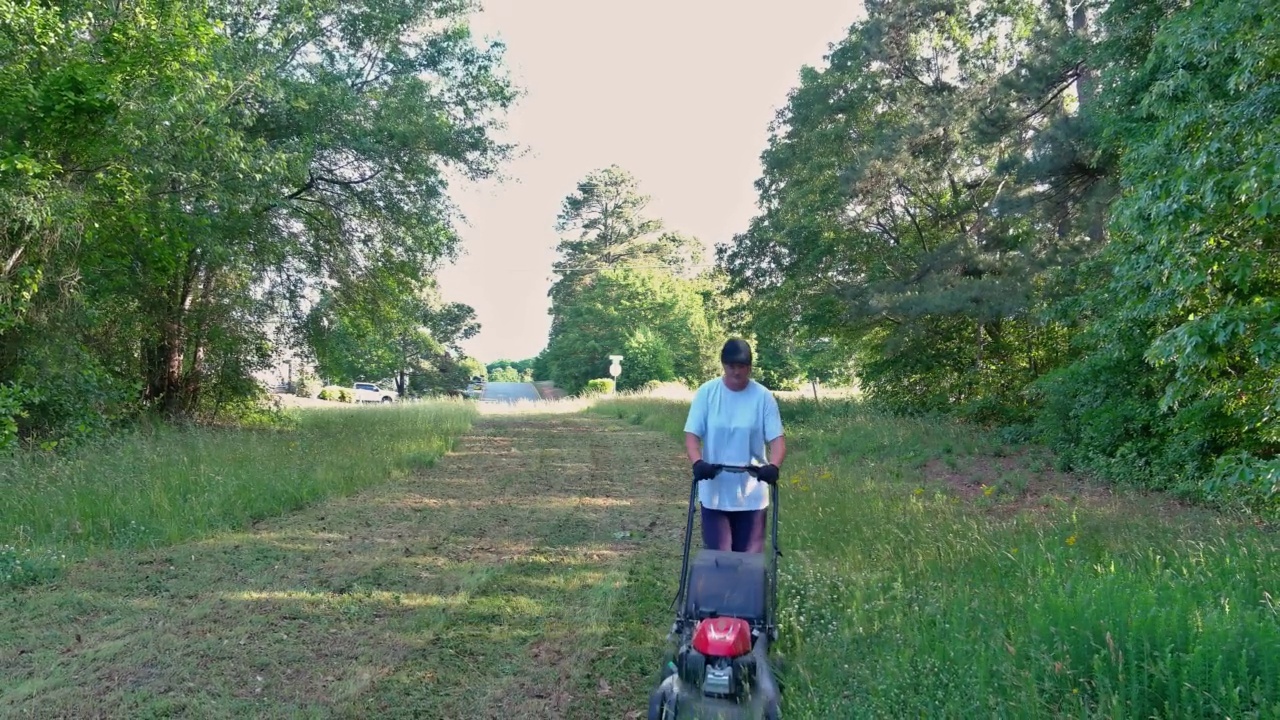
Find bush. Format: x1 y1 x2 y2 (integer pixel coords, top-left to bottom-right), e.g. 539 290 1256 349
9 340 138 450
583 378 616 396
318 386 354 403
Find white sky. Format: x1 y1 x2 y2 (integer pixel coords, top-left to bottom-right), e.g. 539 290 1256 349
436 0 866 364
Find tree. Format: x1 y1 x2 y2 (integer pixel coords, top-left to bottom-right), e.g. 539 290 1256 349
718 0 1105 419
1033 0 1280 504
304 274 478 396
0 0 515 441
541 268 718 395
485 357 536 378
488 366 520 382
549 165 703 309
619 326 677 391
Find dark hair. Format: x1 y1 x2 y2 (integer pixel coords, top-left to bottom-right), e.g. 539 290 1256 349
720 338 753 365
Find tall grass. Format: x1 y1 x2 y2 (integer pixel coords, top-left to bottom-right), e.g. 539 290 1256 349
0 402 475 586
589 397 1280 718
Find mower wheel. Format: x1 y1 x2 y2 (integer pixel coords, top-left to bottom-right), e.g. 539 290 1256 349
763 699 781 720
647 689 677 720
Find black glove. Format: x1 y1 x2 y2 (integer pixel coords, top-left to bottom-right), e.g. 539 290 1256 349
692 460 718 480
756 464 780 485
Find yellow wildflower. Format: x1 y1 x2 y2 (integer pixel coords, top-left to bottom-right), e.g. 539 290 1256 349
1066 535 1077 546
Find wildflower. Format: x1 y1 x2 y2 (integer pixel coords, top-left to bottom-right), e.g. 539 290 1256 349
983 485 995 497
1066 535 1077 546
913 488 924 496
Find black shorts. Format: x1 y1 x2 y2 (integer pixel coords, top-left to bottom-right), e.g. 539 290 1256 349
700 506 766 553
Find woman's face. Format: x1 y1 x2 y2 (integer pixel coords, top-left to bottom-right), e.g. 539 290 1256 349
722 362 751 391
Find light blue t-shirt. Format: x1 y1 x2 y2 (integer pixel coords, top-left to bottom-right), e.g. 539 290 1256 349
683 378 784 511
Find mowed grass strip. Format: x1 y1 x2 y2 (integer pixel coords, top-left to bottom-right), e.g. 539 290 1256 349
589 397 1280 719
0 411 694 719
337 416 690 720
1 402 475 587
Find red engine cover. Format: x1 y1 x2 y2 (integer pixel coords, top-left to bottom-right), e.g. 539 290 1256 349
691 617 753 658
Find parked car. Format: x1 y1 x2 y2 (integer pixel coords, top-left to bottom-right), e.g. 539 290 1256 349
353 382 397 403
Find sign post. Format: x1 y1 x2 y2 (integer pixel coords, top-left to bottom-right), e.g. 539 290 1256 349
608 355 623 392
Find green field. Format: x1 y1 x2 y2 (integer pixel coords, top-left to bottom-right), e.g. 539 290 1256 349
3 397 1278 718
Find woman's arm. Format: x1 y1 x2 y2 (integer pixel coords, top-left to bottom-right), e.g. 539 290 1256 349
769 435 787 467
685 432 703 463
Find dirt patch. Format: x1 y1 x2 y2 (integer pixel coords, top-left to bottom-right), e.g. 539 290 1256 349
924 449 1118 515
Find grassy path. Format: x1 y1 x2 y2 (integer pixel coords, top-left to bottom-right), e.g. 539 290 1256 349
1 413 687 719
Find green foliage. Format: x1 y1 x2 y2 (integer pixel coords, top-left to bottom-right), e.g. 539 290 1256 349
720 0 1277 511
294 372 319 399
541 167 720 394
488 366 520 382
719 0 1097 419
305 275 479 398
1031 0 1279 506
0 0 513 441
318 386 354 403
0 382 27 452
458 357 486 382
542 267 718 395
0 544 65 589
486 358 535 374
583 379 615 396
618 326 676 391
408 352 477 397
485 357 536 383
549 165 703 308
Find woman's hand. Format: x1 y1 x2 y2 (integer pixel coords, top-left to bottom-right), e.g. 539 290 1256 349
692 459 718 480
756 463 780 485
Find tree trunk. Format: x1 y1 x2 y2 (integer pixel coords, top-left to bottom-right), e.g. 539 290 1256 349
142 320 186 417
142 251 202 417
1072 2 1096 107
180 268 217 415
1070 0 1108 246
811 378 819 401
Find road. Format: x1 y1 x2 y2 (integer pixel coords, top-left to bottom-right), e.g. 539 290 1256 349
480 381 541 402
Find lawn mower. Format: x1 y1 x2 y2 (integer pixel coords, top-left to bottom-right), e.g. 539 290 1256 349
647 464 782 720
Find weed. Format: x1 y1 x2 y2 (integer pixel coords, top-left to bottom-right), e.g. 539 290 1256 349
0 544 66 588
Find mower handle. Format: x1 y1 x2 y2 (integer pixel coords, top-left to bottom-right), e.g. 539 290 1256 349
706 464 760 477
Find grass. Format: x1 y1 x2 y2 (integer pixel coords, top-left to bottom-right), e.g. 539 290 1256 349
0 408 693 718
588 396 1280 719
0 402 475 587
10 391 1278 718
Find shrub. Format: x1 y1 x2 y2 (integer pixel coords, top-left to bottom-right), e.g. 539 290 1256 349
583 378 616 396
318 386 354 403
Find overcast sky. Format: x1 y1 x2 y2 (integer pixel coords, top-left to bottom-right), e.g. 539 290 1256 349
436 1 866 363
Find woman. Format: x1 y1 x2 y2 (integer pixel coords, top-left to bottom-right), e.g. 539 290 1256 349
683 338 786 553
